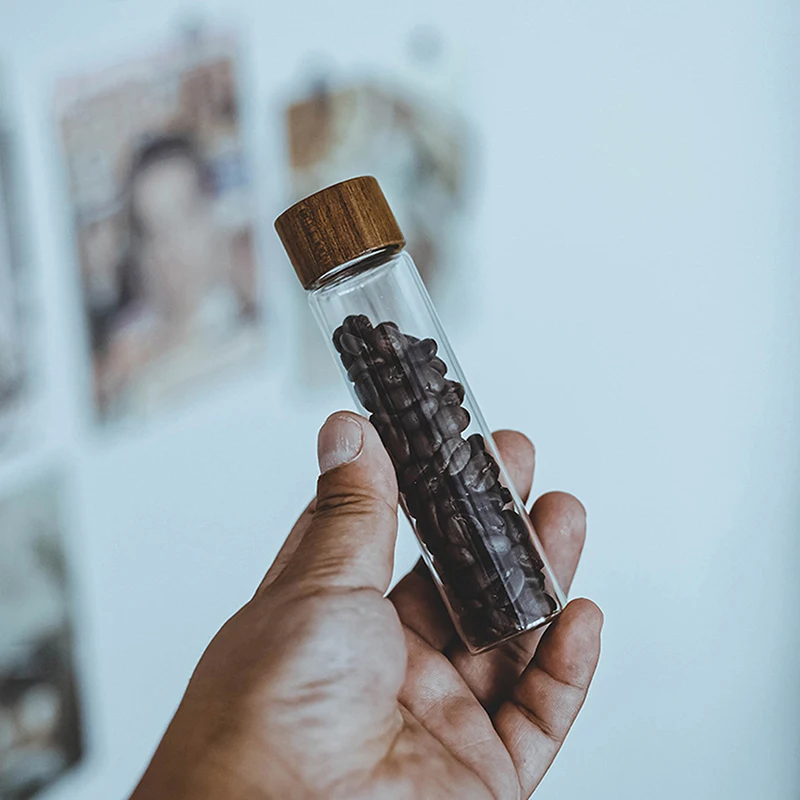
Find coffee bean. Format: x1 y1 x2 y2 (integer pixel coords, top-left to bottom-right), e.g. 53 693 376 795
502 566 527 602
440 380 465 406
401 396 439 430
374 420 412 466
410 428 443 459
375 362 407 387
343 314 373 338
430 357 447 375
373 322 407 356
434 406 470 436
339 331 368 356
463 452 499 491
446 543 477 568
408 338 437 362
441 438 471 476
354 373 381 411
502 510 529 544
485 533 512 556
412 366 446 394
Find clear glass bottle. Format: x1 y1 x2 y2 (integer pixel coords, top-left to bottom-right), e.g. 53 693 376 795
275 176 566 653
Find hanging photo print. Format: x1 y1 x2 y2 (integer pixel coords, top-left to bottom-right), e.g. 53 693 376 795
0 475 83 799
0 111 28 450
56 31 262 423
286 79 469 294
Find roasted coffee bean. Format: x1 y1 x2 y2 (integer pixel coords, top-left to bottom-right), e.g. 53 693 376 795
354 373 382 411
433 406 470 436
375 362 407 387
445 543 477 568
462 452 499 492
502 510 529 544
343 314 373 338
499 486 513 506
346 356 375 381
435 437 471 476
440 380 465 406
430 357 447 375
443 511 482 544
502 566 527 602
338 331 369 356
407 338 438 363
412 365 446 394
485 533 512 556
512 542 544 572
409 427 444 459
401 396 439 430
374 420 412 466
373 322 407 356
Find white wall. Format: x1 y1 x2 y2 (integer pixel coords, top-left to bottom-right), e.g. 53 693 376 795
0 0 797 798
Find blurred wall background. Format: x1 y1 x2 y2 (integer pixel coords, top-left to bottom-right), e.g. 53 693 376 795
0 0 798 798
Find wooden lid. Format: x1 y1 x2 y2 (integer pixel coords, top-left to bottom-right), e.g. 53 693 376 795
275 176 406 289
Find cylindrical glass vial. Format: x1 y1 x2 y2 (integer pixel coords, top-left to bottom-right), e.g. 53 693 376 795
276 176 566 653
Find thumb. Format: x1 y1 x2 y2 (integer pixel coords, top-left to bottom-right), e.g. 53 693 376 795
278 412 399 596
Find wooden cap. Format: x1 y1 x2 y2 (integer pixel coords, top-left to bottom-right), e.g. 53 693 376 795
275 176 406 289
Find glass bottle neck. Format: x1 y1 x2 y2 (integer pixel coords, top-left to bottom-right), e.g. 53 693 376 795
309 245 404 291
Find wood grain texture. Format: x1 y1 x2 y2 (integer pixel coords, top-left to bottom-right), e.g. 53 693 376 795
275 176 406 289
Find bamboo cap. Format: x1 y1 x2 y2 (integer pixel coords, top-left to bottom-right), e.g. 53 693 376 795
275 176 406 289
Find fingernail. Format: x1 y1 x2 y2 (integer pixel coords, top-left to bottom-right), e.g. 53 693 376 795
318 414 364 474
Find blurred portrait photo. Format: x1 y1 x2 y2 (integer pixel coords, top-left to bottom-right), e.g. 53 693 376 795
57 33 262 423
0 125 27 449
0 475 83 799
286 79 469 293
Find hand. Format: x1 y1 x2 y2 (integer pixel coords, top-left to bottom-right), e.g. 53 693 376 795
131 412 602 799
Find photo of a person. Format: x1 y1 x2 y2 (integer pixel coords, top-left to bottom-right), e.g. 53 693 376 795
57 33 262 423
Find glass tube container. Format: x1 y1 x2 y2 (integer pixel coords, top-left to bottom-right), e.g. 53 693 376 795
276 177 566 653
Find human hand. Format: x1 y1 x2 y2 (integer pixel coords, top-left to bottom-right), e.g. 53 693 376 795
131 412 602 799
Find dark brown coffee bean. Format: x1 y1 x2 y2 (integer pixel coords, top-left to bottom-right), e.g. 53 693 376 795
375 362 407 387
434 406 470 436
430 357 447 375
440 380 465 406
485 533 512 556
499 486 513 506
339 331 368 356
443 511 481 544
411 366 446 394
436 437 471 475
333 326 345 351
373 322 407 356
354 373 381 411
463 453 499 491
408 338 437 363
502 510 529 544
340 352 355 369
409 428 443 459
346 356 375 381
343 314 373 338
512 542 544 572
374 421 411 466
521 592 557 622
401 396 439 430
502 566 527 602
445 543 477 568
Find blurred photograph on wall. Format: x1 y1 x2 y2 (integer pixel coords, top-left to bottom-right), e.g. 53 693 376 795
0 475 83 799
286 79 468 293
0 114 28 450
56 32 262 424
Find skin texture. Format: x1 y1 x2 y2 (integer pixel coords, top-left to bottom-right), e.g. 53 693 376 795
130 413 602 800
